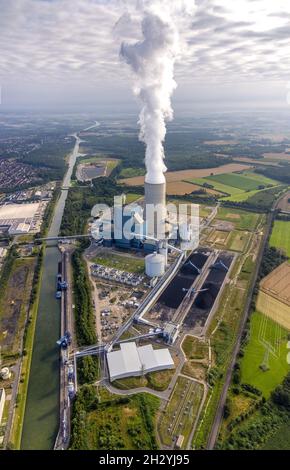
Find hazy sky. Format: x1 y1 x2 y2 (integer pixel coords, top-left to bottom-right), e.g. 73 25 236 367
1 0 290 112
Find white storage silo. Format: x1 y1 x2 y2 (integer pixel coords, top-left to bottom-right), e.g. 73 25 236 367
145 252 165 277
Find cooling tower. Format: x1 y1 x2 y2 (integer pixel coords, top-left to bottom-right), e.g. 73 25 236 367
144 182 166 238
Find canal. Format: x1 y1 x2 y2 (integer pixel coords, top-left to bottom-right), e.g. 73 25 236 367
21 135 80 450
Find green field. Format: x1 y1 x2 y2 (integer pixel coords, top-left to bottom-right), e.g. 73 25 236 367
207 172 274 191
222 188 263 202
187 177 243 196
241 172 279 186
182 335 208 360
227 230 250 252
263 423 290 450
119 167 146 178
222 184 285 203
215 207 260 231
93 252 145 273
125 193 142 203
187 171 279 201
270 220 290 257
241 311 290 398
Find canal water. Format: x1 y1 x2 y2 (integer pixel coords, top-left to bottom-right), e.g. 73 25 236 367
21 136 80 450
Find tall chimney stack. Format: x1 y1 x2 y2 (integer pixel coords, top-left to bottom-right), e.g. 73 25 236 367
144 181 166 239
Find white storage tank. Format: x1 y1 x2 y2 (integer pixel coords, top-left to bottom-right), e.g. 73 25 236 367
145 252 165 278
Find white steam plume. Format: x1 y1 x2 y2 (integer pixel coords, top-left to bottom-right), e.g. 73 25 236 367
119 1 194 184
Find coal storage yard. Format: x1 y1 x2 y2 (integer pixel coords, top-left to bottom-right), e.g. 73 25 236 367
184 253 233 329
158 250 210 309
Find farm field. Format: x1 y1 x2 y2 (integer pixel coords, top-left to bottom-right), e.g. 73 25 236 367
222 188 265 202
214 207 261 231
277 190 290 213
207 173 263 191
208 173 277 191
92 251 145 273
270 220 290 257
263 152 290 161
166 181 216 196
186 177 242 196
125 193 142 203
121 163 252 187
240 311 290 398
262 423 290 450
233 157 280 167
186 171 279 201
158 376 204 448
241 172 279 186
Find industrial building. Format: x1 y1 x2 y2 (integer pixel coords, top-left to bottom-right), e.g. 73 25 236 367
106 341 174 381
0 201 47 234
256 261 290 330
163 323 180 344
0 388 5 425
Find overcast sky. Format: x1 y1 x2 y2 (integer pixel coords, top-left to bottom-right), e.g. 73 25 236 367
1 0 290 113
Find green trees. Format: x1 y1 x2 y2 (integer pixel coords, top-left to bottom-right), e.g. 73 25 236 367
72 250 97 346
222 373 290 449
78 356 99 384
70 387 159 450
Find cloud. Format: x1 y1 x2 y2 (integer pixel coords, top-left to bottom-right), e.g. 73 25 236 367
0 0 289 108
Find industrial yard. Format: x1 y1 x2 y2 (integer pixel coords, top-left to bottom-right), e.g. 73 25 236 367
0 184 54 235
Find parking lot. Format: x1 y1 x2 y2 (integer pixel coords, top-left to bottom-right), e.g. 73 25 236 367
91 264 144 287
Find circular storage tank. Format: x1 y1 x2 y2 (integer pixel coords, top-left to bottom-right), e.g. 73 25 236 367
0 367 11 380
145 252 165 277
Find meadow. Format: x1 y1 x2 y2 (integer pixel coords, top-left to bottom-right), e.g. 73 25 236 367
240 311 290 398
215 207 261 231
270 220 290 258
93 252 145 274
263 423 290 450
187 177 242 196
207 173 263 191
187 171 279 202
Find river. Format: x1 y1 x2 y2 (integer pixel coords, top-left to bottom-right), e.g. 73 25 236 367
21 135 81 450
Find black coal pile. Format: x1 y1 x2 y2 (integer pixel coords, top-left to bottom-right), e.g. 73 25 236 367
184 253 233 329
195 282 219 310
159 250 209 309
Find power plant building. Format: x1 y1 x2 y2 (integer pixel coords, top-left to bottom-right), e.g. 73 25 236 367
107 341 174 381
